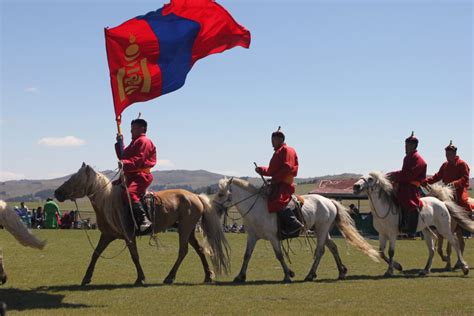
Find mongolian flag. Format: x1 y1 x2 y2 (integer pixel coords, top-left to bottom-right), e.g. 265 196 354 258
105 0 251 119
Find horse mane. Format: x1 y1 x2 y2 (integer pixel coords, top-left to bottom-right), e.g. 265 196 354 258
219 178 260 194
427 182 454 202
82 166 128 237
368 171 398 208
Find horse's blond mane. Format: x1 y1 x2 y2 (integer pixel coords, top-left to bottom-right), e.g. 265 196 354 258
368 171 398 207
219 178 260 194
427 182 454 202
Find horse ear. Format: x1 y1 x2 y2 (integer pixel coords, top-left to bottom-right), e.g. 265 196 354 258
81 162 86 168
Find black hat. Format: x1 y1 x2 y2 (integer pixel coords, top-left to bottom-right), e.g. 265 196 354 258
131 118 147 131
445 140 457 152
405 131 418 145
271 126 285 141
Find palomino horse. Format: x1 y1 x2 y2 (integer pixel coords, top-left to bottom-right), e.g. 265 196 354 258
353 171 473 276
213 178 379 283
0 200 45 284
54 163 230 285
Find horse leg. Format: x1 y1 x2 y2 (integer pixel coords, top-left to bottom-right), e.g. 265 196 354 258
81 234 115 286
446 231 469 275
304 233 326 282
436 235 451 270
188 231 214 283
127 237 146 286
164 224 193 284
419 230 434 276
0 255 6 285
384 236 397 277
325 236 348 280
233 234 257 283
379 235 402 274
453 227 465 270
269 237 294 283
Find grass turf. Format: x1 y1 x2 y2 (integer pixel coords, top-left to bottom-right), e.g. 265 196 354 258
0 229 473 315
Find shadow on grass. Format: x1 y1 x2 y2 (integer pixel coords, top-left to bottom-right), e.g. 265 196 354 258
0 288 92 311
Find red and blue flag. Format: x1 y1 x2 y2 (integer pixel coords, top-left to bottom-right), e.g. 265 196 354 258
105 0 251 119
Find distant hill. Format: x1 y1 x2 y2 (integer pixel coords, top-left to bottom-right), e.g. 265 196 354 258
2 169 469 202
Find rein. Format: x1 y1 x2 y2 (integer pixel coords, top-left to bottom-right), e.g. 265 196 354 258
363 178 396 220
74 200 129 260
217 178 263 222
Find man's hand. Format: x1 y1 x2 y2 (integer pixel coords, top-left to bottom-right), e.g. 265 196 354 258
255 167 263 175
116 133 123 143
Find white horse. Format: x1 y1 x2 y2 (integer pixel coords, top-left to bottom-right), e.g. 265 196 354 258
213 178 380 283
0 200 46 284
353 171 474 276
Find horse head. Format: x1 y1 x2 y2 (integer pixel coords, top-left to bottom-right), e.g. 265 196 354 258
212 177 234 217
353 171 391 195
55 162 96 202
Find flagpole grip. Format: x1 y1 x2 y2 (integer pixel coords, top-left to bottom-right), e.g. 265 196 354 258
116 116 124 158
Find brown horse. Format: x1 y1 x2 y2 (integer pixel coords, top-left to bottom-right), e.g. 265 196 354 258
54 163 230 286
0 200 46 284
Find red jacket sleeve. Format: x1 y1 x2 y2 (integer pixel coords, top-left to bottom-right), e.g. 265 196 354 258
451 162 470 189
426 164 445 184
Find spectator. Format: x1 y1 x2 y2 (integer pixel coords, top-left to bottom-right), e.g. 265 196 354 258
43 198 62 229
349 203 361 220
34 206 44 228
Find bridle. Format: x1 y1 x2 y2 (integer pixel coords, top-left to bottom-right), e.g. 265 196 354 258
360 177 395 219
214 177 263 221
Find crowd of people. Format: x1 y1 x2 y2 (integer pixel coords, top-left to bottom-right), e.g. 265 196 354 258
9 199 94 230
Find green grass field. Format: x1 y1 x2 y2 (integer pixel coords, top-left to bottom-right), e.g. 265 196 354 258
1 230 473 315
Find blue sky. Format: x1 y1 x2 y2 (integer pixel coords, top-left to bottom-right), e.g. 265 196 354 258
1 0 472 180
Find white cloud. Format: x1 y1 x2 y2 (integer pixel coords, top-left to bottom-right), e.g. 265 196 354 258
24 87 39 93
0 171 25 181
157 159 174 168
38 136 86 147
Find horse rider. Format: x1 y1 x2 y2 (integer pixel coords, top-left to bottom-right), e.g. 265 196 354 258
388 132 427 235
115 118 156 232
423 141 472 213
255 127 303 238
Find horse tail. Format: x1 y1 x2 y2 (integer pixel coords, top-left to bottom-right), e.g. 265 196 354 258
198 194 231 275
445 201 474 233
0 200 45 249
333 200 380 262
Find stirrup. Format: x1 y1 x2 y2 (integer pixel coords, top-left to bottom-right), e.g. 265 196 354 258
140 218 152 232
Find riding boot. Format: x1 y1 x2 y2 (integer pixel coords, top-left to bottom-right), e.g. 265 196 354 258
131 202 152 232
406 208 419 235
278 207 303 239
399 208 409 233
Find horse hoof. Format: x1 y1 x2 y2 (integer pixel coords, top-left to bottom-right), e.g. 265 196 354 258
303 274 315 282
453 261 463 270
1 275 7 285
81 278 91 287
283 278 292 283
163 277 175 285
204 277 214 283
444 263 452 271
233 275 246 283
341 265 348 275
338 273 346 280
418 270 429 277
134 279 146 286
383 271 393 278
462 265 469 276
394 262 403 272
289 270 295 278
